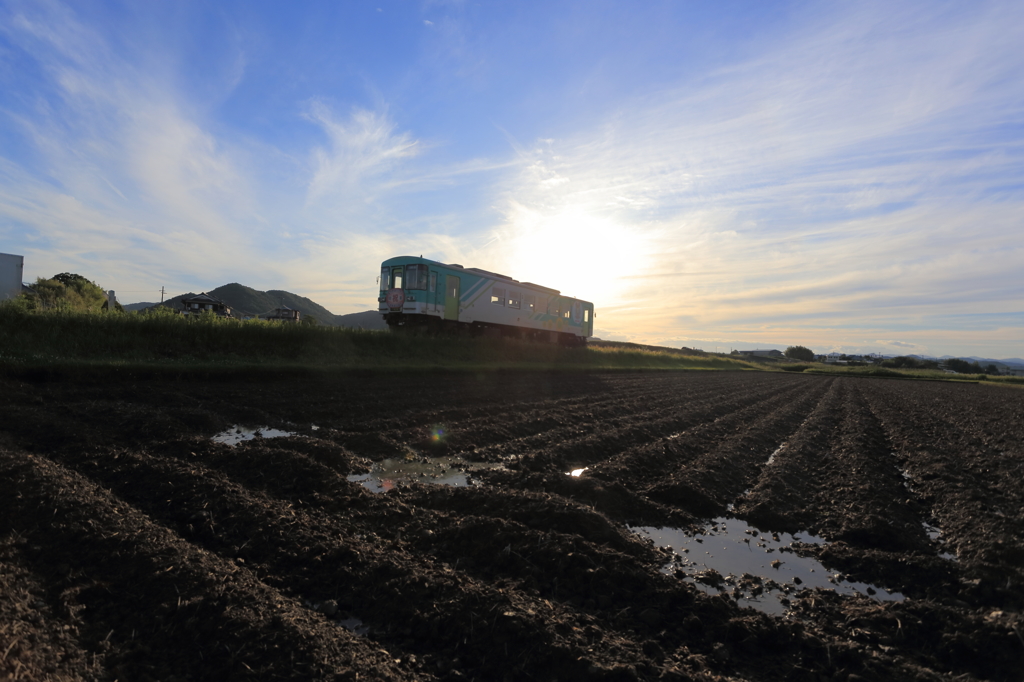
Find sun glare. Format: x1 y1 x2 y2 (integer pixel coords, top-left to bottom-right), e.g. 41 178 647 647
503 209 647 307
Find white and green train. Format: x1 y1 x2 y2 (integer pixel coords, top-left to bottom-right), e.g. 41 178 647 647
378 256 594 345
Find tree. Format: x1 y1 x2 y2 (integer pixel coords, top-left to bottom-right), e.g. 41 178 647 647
31 278 71 310
784 345 815 362
944 358 974 374
29 273 107 312
882 356 929 369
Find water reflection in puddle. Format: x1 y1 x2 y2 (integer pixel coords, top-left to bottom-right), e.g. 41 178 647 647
338 616 369 636
212 426 296 445
923 522 957 561
308 600 369 635
631 517 904 616
348 455 504 493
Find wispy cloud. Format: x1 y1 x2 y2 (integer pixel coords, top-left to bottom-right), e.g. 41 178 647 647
0 0 274 290
482 2 1024 353
0 1 1019 356
304 101 420 204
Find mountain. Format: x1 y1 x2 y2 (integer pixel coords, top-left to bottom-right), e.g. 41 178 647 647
937 355 1024 369
154 283 354 326
123 301 156 312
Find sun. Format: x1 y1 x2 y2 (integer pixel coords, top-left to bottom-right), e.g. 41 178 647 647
502 208 647 307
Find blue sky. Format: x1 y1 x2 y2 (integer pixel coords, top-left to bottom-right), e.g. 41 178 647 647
1 0 1022 358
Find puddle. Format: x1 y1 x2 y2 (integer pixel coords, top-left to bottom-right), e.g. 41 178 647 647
212 425 296 445
347 455 504 493
725 489 752 513
630 517 904 616
765 445 784 466
338 616 369 635
922 522 957 561
898 462 917 493
307 600 369 635
568 468 588 477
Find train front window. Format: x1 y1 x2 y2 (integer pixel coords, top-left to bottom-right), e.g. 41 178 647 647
380 267 389 291
392 268 403 290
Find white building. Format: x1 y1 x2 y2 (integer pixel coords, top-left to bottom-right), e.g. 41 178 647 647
0 253 24 301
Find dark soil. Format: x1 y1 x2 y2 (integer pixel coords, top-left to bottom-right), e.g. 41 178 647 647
1 371 1021 681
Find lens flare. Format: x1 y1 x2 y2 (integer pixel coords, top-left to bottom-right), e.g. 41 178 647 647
430 425 447 443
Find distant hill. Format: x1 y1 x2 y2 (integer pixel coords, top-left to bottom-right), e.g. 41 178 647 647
153 283 359 326
911 354 1024 370
335 310 387 330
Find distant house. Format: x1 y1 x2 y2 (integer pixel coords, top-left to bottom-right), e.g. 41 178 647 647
181 292 232 317
825 352 843 363
737 349 784 358
264 306 301 323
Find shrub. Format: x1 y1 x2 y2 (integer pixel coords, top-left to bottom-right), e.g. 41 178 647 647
784 345 815 362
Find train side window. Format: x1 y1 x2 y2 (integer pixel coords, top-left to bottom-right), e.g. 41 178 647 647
525 295 535 312
563 309 570 319
584 309 590 322
508 291 521 309
549 299 560 315
406 264 428 290
491 287 505 305
429 272 437 293
392 268 403 290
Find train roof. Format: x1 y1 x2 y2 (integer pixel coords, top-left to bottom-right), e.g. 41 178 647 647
385 256 564 297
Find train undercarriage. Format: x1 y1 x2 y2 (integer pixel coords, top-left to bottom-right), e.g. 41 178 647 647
382 312 587 346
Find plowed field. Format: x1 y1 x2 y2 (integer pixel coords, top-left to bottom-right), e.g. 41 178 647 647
1 371 1022 681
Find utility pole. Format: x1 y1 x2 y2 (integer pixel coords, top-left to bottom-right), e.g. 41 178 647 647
160 286 166 303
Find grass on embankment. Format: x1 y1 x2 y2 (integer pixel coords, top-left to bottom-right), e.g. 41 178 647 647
0 306 757 378
774 361 1024 386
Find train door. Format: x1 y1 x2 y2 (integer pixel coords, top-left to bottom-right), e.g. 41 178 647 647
444 275 460 321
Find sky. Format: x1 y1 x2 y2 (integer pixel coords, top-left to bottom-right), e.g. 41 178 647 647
1 0 1022 358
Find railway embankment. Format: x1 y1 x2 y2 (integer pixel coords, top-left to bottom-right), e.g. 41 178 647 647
4 306 1021 388
0 306 755 376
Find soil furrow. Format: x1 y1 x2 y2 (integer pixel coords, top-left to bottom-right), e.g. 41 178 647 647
36 442 696 680
0 447 417 681
637 376 835 518
3 371 1022 682
861 380 1024 607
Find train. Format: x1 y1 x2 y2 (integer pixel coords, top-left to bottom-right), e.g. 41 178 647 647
378 255 594 345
